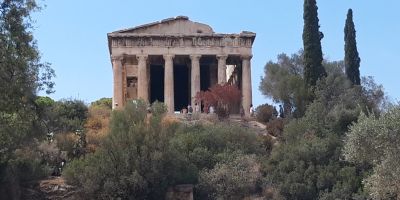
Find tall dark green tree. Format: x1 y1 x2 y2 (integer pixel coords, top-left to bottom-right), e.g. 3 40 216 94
0 0 54 198
302 0 326 86
344 9 361 85
1 0 54 159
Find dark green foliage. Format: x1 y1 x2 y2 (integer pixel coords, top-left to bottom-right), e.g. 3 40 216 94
90 97 112 109
171 124 264 199
303 0 326 86
262 63 384 199
0 0 54 160
197 154 261 199
264 113 364 199
344 106 400 199
259 52 308 118
0 152 48 200
35 96 56 108
0 0 54 198
52 99 88 132
344 9 361 85
65 100 265 199
265 134 358 200
170 123 264 171
36 98 88 133
64 100 178 199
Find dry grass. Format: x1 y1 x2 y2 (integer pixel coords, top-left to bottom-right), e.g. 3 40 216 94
54 132 78 158
161 115 181 127
84 106 111 152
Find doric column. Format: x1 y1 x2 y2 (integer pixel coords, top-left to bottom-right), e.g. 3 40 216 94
137 54 148 102
190 54 201 106
111 55 124 109
217 55 228 84
163 54 175 114
241 55 253 117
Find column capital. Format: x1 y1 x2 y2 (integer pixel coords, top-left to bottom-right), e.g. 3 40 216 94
190 54 201 61
216 54 228 60
136 54 148 62
240 54 253 60
163 54 175 61
111 55 124 62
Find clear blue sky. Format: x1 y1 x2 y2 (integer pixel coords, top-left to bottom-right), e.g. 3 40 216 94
32 1 400 106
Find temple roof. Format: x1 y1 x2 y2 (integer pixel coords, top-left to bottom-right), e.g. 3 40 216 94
108 16 255 37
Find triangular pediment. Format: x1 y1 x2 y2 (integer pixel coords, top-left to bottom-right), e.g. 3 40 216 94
111 16 214 35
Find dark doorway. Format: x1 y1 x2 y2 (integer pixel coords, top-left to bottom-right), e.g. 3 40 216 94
174 65 189 111
200 64 211 91
150 64 164 103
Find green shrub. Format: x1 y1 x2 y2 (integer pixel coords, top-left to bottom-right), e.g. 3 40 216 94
197 154 261 199
170 123 264 171
255 104 276 123
90 97 112 109
53 99 88 132
65 101 265 199
344 106 400 199
0 148 49 200
64 100 189 199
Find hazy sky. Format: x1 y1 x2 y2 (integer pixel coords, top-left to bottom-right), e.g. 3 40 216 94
32 1 400 106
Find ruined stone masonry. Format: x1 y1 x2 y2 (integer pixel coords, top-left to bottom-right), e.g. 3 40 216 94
108 16 256 116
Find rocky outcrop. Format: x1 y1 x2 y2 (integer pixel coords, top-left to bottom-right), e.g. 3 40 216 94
22 177 77 200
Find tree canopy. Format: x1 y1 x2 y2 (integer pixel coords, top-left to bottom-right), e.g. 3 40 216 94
0 0 55 198
344 106 400 199
0 0 54 163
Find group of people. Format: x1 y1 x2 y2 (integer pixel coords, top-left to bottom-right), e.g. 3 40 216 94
180 103 285 119
180 103 202 114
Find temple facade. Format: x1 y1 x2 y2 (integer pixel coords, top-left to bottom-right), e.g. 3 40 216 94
107 16 256 116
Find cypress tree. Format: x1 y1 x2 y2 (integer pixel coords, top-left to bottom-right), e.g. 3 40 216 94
303 0 326 86
344 9 361 85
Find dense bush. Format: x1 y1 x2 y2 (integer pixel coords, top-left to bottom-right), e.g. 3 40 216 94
64 100 181 199
344 106 400 199
170 123 264 171
261 65 384 199
52 99 88 132
0 147 49 200
255 103 276 123
264 132 362 200
90 97 112 109
197 154 261 199
169 123 265 199
36 97 89 133
0 6 55 196
64 100 266 199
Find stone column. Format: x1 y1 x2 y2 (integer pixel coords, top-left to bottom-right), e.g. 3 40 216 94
190 54 201 106
217 55 228 84
163 54 175 114
112 55 123 109
137 54 148 102
241 55 252 117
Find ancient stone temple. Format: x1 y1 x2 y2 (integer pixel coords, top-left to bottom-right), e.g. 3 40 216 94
107 16 256 116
